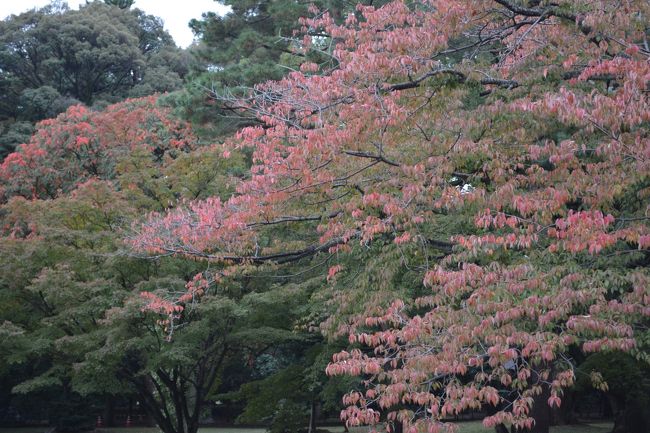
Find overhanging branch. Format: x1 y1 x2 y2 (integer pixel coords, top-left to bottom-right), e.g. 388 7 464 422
151 230 455 266
388 69 519 92
343 150 400 167
493 0 594 36
247 210 343 227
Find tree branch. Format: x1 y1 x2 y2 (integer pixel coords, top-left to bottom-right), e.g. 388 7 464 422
343 150 400 167
493 0 594 36
246 210 342 228
152 228 456 266
213 232 358 265
388 69 467 91
388 69 519 92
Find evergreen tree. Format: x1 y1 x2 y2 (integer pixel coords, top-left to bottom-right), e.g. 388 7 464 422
104 0 135 9
0 1 187 159
177 0 383 136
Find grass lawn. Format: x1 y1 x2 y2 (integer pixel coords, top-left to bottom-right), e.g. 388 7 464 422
344 422 614 433
0 422 614 433
452 421 613 433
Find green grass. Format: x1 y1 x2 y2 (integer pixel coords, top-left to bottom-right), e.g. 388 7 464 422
345 422 613 433
0 422 614 433
452 421 613 433
0 429 48 433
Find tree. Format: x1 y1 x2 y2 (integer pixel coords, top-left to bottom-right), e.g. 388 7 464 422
0 180 236 433
0 1 186 159
0 96 198 201
132 1 650 433
0 186 314 433
0 91 244 432
178 0 385 136
82 284 240 433
104 0 135 9
575 352 650 433
0 122 34 159
0 181 138 431
188 0 309 85
227 343 359 433
215 278 352 433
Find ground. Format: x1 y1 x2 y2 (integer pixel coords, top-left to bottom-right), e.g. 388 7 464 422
0 421 615 433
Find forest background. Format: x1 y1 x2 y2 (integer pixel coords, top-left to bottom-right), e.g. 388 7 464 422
0 2 648 433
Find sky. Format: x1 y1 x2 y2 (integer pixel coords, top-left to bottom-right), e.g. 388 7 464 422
0 0 230 48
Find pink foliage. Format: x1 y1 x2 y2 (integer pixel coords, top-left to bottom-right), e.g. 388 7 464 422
129 1 650 431
0 96 198 201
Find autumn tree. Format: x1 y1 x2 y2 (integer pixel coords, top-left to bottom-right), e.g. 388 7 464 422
132 1 650 433
0 96 198 201
0 180 238 433
0 94 251 433
0 1 188 158
0 186 321 433
177 0 387 136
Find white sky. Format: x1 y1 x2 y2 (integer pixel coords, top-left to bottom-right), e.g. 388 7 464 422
0 0 230 48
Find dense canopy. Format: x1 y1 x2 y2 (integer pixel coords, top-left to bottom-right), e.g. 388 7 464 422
0 1 649 433
0 1 189 158
134 0 650 432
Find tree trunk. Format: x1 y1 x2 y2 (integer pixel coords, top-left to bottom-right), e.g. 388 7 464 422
103 396 115 427
308 399 318 433
609 394 650 433
393 418 404 433
552 388 577 425
609 396 626 433
525 386 551 433
485 397 510 433
512 383 551 433
186 419 200 433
